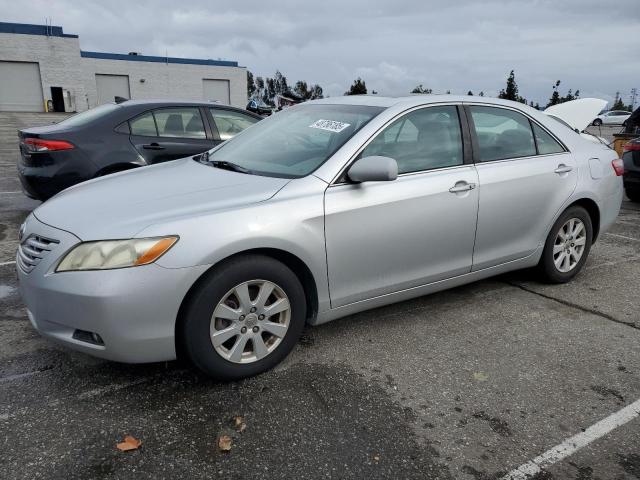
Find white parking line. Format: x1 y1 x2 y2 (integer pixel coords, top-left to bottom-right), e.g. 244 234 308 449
502 397 640 479
604 232 640 242
0 191 22 195
0 261 16 267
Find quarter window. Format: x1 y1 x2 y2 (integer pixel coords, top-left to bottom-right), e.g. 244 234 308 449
470 106 536 162
358 106 463 174
532 123 565 155
129 112 157 136
210 109 259 141
154 108 206 139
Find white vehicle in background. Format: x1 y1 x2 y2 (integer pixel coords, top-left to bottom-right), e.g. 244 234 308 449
545 98 610 145
592 110 632 126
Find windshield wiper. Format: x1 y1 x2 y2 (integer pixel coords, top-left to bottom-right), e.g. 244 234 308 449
195 151 252 174
210 160 252 174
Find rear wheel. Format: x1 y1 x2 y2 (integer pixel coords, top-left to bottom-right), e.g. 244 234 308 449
592 118 602 126
179 255 306 380
626 188 640 203
538 206 593 283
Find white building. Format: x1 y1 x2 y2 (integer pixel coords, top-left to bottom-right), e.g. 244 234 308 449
0 22 247 112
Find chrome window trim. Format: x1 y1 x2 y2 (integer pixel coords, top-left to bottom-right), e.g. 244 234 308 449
329 102 465 186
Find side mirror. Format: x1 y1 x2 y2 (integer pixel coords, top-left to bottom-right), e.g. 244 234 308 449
347 156 398 183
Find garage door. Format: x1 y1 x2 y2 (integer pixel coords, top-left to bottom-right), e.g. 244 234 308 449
203 79 230 104
0 61 44 112
96 74 131 105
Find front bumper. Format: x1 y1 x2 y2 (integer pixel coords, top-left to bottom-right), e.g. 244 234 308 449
17 215 209 363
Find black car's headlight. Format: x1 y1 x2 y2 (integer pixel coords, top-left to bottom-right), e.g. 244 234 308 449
56 236 178 272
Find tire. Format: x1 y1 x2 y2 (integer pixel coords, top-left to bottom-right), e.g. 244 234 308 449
592 119 602 126
538 206 593 283
626 188 640 203
179 255 306 380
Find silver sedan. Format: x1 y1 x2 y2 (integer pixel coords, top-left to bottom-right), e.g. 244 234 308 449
17 95 623 379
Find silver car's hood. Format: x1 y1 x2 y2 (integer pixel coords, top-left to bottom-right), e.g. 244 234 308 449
33 158 290 240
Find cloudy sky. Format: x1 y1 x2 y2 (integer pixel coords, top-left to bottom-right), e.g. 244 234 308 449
2 0 639 106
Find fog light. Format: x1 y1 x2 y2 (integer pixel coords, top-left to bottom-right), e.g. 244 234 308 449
73 329 104 346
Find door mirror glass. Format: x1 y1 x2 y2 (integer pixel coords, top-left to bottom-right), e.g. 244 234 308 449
347 156 398 183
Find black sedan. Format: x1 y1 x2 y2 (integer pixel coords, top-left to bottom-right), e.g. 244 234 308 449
17 100 262 200
623 137 640 202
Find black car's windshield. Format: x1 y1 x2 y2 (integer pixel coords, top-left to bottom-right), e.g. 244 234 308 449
57 103 120 128
206 104 384 178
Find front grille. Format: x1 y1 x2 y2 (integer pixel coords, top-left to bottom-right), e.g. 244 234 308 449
17 235 59 273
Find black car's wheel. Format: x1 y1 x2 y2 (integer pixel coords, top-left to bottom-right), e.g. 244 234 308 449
592 118 602 126
626 188 640 203
179 255 306 380
538 206 593 283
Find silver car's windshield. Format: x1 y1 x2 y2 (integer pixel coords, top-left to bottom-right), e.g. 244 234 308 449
206 104 385 178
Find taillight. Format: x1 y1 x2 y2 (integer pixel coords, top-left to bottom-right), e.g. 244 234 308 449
623 143 640 152
612 158 624 176
23 138 74 152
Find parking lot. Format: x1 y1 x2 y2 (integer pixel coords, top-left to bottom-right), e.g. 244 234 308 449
1 121 639 479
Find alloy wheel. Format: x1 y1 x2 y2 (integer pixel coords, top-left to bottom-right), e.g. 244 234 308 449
553 218 587 273
210 280 291 364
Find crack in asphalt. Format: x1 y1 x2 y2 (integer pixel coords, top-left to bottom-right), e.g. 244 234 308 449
505 282 639 331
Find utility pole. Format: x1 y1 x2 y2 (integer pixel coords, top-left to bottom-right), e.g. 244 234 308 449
631 88 638 110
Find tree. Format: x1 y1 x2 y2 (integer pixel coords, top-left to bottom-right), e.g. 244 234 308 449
308 84 323 100
294 80 310 99
411 84 432 94
546 80 580 108
467 90 474 96
345 77 367 95
479 91 484 97
612 97 629 111
498 70 526 103
273 71 289 96
247 70 256 99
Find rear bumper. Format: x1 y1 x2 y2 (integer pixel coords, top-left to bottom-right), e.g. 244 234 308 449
17 215 209 363
17 150 95 200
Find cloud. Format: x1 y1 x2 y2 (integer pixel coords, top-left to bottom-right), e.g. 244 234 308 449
2 0 638 105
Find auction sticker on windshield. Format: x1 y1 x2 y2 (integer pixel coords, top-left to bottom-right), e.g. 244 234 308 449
309 119 351 133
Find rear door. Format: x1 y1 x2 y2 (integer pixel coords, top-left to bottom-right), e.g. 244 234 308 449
467 104 577 270
128 106 215 164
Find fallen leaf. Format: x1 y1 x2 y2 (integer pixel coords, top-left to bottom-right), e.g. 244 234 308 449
116 435 142 451
218 435 233 452
373 454 380 463
473 372 489 382
233 416 246 433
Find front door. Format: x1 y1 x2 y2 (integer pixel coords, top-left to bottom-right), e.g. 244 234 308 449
129 106 215 164
324 105 479 308
466 104 578 270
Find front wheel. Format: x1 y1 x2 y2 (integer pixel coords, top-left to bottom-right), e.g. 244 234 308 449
538 206 593 283
179 255 306 380
592 119 602 126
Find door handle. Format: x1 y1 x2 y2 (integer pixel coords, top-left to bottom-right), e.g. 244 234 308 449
554 164 573 174
449 182 476 193
142 143 165 150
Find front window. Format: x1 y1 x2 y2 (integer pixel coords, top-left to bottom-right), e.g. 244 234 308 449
207 104 384 178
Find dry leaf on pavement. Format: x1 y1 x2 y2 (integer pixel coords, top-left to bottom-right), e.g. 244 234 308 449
233 415 246 433
116 435 142 451
218 435 233 452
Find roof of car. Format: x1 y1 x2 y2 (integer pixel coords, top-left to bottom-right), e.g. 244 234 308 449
309 94 532 110
116 99 247 109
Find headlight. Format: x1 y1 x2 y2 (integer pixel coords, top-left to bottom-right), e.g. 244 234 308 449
56 236 178 272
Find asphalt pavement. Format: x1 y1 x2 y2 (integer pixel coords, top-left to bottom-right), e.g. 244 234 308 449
1 153 639 479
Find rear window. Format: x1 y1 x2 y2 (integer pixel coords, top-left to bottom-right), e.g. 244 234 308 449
56 103 120 128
